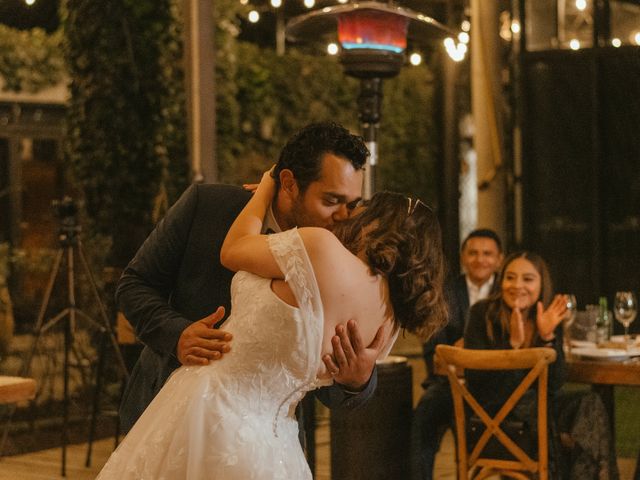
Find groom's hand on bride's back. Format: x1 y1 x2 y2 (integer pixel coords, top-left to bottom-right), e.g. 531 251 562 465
322 319 387 392
177 306 233 366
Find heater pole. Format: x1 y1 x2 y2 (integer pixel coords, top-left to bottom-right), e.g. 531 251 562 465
357 77 383 199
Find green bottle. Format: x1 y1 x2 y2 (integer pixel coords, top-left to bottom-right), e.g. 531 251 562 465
596 296 611 344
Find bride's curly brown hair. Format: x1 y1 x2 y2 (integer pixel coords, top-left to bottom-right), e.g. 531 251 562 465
332 191 448 340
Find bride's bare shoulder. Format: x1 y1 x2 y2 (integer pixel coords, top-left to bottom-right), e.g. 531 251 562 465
297 227 345 254
297 227 359 269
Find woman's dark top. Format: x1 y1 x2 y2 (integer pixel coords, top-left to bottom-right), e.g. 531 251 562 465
463 299 566 419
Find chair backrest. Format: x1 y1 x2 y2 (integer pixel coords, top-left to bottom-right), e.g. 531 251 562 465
435 345 557 480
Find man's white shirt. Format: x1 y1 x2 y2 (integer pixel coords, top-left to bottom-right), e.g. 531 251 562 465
262 204 282 234
466 274 495 307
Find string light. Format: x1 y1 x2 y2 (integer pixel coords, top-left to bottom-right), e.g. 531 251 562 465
461 20 471 32
575 0 587 11
611 38 622 47
444 36 466 62
24 0 36 5
304 0 315 8
635 32 640 45
270 0 282 7
569 39 580 50
248 10 260 23
511 20 521 34
327 42 339 55
409 52 422 66
458 31 470 44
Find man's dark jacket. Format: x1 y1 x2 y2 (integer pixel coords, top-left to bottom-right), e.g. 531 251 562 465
422 274 470 381
116 183 376 431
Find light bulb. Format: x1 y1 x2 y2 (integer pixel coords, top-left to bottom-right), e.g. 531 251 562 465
458 32 470 44
271 0 282 7
461 20 471 32
611 38 622 48
248 10 260 23
327 43 339 55
576 0 587 11
409 53 422 66
569 39 580 50
304 0 315 8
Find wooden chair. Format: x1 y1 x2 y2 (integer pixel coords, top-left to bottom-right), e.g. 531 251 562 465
435 345 556 480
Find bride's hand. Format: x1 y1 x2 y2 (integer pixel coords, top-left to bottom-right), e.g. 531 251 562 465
248 167 276 197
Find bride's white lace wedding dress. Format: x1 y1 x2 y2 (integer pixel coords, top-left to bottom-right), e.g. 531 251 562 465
97 229 331 479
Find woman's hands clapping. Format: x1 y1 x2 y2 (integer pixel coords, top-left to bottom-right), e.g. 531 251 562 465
509 299 526 349
536 294 568 341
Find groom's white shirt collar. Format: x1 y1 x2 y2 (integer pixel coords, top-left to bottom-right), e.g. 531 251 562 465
262 204 282 234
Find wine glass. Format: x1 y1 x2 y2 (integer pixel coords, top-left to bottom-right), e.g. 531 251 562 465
562 294 577 352
613 291 637 343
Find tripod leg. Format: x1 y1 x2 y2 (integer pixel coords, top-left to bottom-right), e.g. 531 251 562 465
86 332 107 467
61 247 77 477
77 242 130 381
20 249 64 377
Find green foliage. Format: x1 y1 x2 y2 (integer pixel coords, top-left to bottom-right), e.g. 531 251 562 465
213 0 244 181
217 41 438 204
218 43 360 184
0 25 64 92
64 0 188 265
379 65 438 204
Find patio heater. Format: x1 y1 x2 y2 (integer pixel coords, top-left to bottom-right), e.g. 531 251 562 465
286 1 451 198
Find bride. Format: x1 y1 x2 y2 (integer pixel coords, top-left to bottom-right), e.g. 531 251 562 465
97 170 447 479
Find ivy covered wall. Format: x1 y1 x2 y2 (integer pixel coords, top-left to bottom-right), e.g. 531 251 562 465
0 25 63 92
64 0 189 266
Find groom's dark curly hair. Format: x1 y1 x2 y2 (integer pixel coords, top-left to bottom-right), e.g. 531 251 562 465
332 192 448 340
273 121 369 193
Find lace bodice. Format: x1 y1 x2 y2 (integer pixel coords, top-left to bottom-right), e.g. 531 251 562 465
97 229 327 479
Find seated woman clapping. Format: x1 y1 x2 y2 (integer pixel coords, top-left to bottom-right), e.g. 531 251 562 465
464 251 618 479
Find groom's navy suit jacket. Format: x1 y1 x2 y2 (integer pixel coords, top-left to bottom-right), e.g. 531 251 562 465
116 183 377 431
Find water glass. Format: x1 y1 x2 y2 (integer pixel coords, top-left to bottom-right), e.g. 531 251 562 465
614 291 637 343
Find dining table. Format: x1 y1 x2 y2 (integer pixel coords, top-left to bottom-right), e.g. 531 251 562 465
566 344 640 450
0 376 36 404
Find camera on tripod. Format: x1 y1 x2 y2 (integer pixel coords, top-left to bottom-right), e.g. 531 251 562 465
51 196 81 245
52 196 78 220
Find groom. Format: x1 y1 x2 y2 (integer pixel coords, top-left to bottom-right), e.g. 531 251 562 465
116 121 384 433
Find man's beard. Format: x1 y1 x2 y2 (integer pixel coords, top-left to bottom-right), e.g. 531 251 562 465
290 197 331 230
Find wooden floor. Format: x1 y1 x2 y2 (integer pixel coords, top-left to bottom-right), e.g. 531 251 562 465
0 432 635 480
0 439 113 479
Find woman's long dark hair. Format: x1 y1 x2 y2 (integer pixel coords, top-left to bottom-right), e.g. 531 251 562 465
484 251 553 342
331 191 447 340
